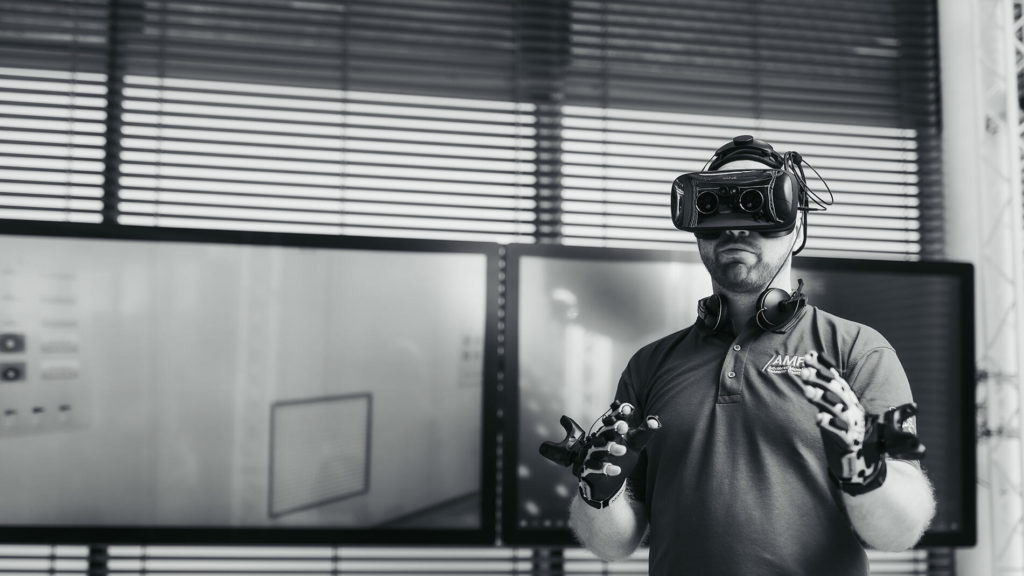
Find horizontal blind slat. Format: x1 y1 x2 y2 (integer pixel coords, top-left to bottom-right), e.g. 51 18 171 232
0 0 109 224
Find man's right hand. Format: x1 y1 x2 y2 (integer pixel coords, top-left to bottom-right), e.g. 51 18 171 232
539 401 661 509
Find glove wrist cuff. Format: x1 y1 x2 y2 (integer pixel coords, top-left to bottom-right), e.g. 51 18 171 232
840 459 888 496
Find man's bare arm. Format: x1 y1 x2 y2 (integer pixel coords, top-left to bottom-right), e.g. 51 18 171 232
843 460 935 551
568 491 649 562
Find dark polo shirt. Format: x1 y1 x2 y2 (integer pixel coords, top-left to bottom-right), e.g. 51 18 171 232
615 305 915 576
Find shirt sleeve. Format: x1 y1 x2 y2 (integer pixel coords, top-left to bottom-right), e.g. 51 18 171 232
845 345 914 414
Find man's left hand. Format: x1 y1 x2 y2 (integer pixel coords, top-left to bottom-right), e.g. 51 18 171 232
794 351 924 495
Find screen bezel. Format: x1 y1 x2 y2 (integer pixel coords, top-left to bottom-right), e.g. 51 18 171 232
501 242 976 548
0 221 500 546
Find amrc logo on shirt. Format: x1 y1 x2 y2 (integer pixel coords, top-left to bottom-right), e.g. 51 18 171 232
762 353 807 375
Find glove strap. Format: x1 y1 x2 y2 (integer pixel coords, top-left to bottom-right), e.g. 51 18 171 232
579 479 627 509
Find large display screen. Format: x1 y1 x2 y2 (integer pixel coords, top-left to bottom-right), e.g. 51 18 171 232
0 232 497 544
504 244 974 547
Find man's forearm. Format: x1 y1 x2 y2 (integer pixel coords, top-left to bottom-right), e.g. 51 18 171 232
842 460 936 551
568 491 648 562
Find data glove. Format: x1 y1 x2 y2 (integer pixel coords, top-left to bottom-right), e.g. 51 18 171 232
539 401 661 509
795 351 925 495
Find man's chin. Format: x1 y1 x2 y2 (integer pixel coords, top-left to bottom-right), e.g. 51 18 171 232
714 266 764 294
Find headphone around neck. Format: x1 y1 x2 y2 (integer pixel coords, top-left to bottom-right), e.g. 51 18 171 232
698 279 807 334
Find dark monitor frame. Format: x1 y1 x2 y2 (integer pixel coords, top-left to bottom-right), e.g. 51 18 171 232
501 242 976 548
0 220 500 546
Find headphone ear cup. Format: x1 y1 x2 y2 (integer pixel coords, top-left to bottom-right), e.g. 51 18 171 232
698 294 728 333
755 287 794 330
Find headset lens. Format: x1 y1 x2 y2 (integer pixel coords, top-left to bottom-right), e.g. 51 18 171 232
696 191 719 215
738 189 764 213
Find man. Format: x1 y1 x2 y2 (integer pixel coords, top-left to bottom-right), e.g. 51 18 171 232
546 136 936 575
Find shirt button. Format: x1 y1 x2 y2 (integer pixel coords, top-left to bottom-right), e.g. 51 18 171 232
732 344 741 351
727 371 736 378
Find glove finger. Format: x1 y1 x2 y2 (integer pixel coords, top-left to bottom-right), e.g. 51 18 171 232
796 366 843 395
596 403 635 431
583 451 619 475
817 376 859 408
596 426 626 445
623 416 661 451
801 385 853 423
584 450 611 468
595 420 629 440
795 370 843 404
588 438 626 457
816 408 852 433
597 401 627 427
797 382 847 416
601 404 633 426
802 351 839 377
816 413 859 450
581 462 621 478
807 376 865 427
799 353 861 401
797 367 860 412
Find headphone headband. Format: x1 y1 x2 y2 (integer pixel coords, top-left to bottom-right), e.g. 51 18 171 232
707 134 785 170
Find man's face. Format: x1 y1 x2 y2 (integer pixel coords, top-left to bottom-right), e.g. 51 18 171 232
695 159 799 294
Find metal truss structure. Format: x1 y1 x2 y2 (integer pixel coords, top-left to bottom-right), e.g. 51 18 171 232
966 1 1024 574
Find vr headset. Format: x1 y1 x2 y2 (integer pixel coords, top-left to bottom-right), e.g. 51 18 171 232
671 168 799 239
671 135 824 240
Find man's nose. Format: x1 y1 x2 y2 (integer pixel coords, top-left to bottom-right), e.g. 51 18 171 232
724 229 750 239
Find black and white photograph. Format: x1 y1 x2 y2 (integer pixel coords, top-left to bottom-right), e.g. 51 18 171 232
0 1 1016 575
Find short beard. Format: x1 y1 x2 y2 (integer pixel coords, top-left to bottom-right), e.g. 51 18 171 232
711 260 774 294
698 248 779 295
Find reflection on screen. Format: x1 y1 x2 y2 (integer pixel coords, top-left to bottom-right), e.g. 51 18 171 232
515 254 968 540
517 256 710 529
269 394 371 518
0 235 487 530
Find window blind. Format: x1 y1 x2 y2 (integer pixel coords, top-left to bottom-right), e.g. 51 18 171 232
557 0 941 260
113 0 537 243
0 0 109 223
0 545 89 576
0 0 942 258
0 544 949 576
